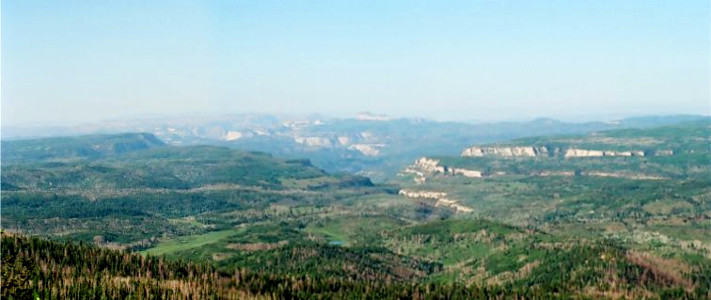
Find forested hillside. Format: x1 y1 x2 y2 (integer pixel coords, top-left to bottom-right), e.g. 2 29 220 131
1 133 166 162
4 229 708 299
2 135 385 246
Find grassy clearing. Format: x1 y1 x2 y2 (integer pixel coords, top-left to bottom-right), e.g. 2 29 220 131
305 215 408 246
141 228 241 256
306 225 349 245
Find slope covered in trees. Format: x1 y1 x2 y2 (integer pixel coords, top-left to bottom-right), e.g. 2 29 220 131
1 136 383 245
1 133 166 162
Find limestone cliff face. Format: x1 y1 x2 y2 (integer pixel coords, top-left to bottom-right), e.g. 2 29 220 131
461 146 548 157
398 189 473 213
401 157 444 184
398 189 446 199
461 145 667 158
413 157 446 173
401 157 483 184
294 136 334 148
564 148 646 158
564 148 604 158
451 168 482 178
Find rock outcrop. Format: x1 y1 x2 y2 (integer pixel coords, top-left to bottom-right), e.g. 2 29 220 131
348 144 384 156
294 136 334 148
398 189 473 213
655 150 674 156
401 157 483 183
461 146 547 157
400 157 444 184
461 145 662 159
224 131 243 141
564 148 604 158
413 157 446 173
451 168 483 178
565 148 646 158
398 189 447 199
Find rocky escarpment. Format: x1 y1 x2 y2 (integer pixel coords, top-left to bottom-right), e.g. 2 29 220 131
347 144 385 156
564 148 645 158
461 146 551 157
400 156 669 182
294 136 335 148
462 145 674 159
398 189 473 213
290 131 387 156
401 157 482 184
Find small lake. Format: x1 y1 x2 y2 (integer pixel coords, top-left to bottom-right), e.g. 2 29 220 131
328 240 345 246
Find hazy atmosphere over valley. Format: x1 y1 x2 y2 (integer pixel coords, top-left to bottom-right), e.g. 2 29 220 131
1 1 710 299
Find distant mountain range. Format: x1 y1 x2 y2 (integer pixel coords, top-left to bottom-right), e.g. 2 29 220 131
3 114 708 181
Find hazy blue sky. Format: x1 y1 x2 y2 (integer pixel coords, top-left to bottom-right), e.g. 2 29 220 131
2 0 709 126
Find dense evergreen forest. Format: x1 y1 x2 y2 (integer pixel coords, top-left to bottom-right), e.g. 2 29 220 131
3 233 708 299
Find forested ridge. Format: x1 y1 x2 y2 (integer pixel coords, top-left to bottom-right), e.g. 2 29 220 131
3 233 709 299
0 233 540 299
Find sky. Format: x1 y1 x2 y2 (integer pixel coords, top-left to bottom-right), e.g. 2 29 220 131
2 0 709 126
